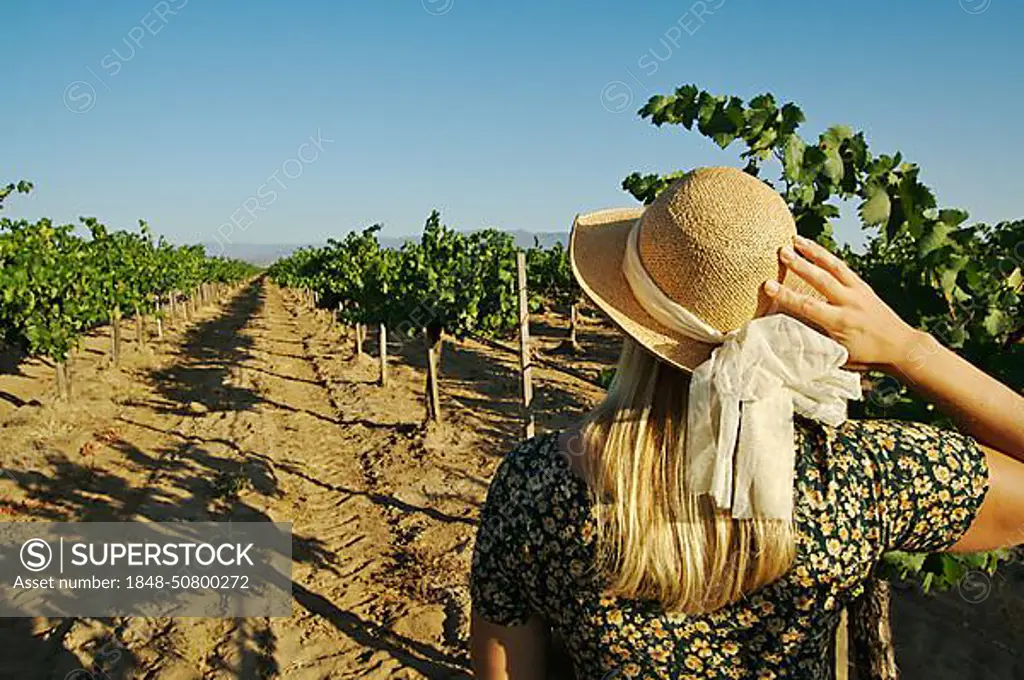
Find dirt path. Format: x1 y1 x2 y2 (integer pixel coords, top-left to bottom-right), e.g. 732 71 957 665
0 279 608 679
248 283 470 678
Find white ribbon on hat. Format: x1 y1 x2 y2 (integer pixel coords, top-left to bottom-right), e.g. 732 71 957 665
623 220 862 520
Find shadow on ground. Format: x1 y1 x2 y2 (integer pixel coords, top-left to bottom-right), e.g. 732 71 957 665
0 281 469 678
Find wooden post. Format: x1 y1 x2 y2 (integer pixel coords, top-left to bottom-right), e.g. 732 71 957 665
569 303 579 348
134 304 145 348
517 252 535 439
379 323 388 387
111 308 122 366
835 610 849 680
355 323 364 358
848 579 899 680
425 325 442 423
55 361 70 401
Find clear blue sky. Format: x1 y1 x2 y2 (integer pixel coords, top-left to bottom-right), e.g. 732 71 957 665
4 0 1021 249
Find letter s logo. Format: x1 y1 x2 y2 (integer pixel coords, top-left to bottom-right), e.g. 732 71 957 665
21 538 53 572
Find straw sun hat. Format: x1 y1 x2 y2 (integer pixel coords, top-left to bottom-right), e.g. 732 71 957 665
569 166 819 374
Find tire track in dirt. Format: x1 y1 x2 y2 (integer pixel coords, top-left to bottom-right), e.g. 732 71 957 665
230 282 469 678
279 291 497 676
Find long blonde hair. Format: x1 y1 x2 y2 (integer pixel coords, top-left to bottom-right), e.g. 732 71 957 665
579 338 796 614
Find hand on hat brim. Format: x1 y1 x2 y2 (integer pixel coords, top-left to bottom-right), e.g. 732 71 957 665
764 236 918 372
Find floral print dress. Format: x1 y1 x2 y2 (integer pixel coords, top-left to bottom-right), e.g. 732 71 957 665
470 417 989 679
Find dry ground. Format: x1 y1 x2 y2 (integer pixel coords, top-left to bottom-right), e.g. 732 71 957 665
0 279 609 679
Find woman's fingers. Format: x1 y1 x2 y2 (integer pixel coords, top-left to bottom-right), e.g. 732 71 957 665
793 235 861 288
779 245 848 303
764 279 841 331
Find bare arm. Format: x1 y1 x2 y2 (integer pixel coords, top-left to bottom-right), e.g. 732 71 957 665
765 235 1024 460
764 235 1024 551
470 612 547 679
889 331 1024 459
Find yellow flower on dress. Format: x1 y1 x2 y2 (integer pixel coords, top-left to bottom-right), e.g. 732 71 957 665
782 629 805 644
736 610 758 627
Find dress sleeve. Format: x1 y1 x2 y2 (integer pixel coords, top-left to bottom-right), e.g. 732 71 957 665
838 419 990 554
470 449 534 626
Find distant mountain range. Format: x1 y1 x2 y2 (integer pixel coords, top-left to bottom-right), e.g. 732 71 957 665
203 230 568 265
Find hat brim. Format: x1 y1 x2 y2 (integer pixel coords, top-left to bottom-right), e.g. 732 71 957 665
569 207 822 374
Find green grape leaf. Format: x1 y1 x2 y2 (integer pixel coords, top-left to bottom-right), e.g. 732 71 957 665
859 184 891 227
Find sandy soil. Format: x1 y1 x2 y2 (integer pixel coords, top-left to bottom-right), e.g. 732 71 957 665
0 279 609 678
0 279 1020 679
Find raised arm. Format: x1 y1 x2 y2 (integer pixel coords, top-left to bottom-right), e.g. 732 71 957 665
765 235 1024 459
764 235 1024 552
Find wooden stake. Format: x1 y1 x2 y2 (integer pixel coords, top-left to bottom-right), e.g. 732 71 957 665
379 323 388 387
134 304 144 348
355 323 364 358
517 252 535 439
569 303 579 348
425 326 442 423
111 308 122 366
848 579 898 679
55 361 70 401
835 610 848 680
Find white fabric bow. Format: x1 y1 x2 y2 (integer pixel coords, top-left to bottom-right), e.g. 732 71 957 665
623 220 862 520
